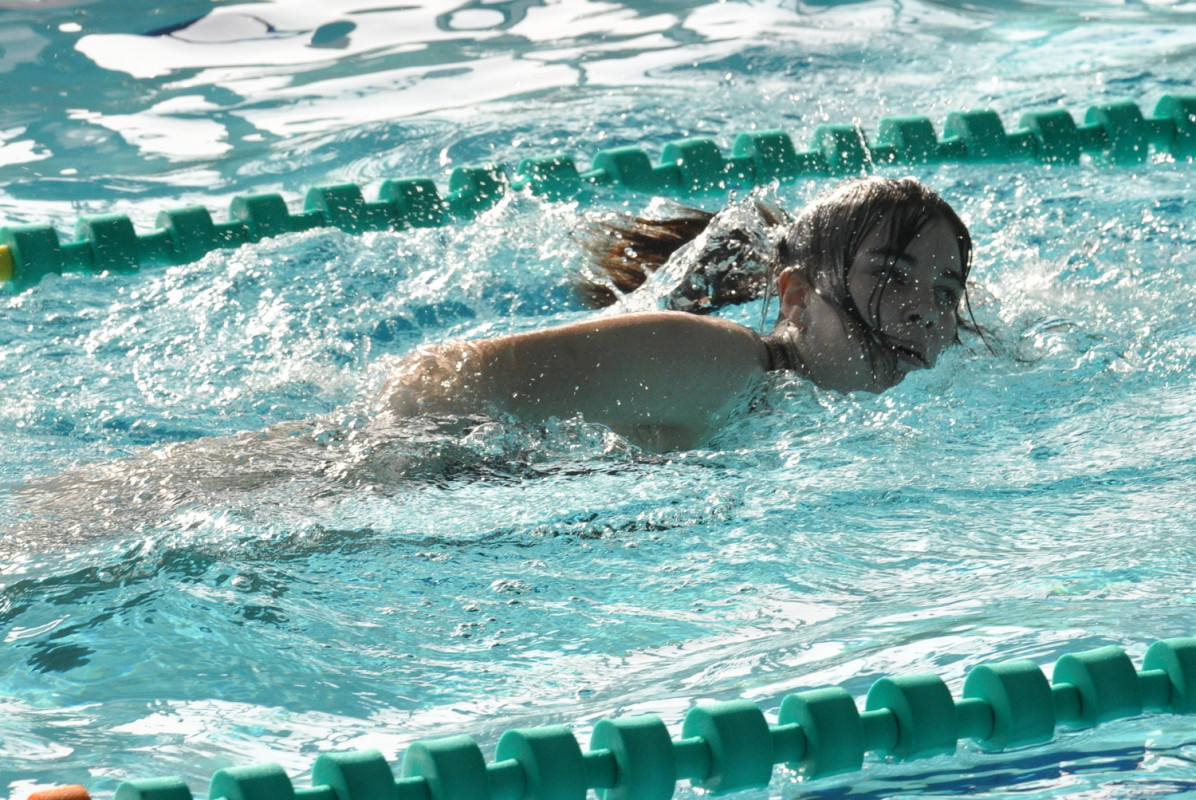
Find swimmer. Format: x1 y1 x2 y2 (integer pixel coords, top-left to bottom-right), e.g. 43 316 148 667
377 176 974 452
5 177 975 547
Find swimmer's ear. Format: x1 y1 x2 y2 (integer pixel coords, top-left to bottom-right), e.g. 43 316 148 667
777 268 813 321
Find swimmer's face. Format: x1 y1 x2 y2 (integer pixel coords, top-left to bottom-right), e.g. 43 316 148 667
777 214 965 393
846 215 965 388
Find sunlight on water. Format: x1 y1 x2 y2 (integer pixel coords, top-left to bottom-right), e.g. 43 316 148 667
2 1 1196 798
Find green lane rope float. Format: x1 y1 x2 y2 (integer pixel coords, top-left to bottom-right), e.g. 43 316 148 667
2 95 1194 292
24 637 1196 800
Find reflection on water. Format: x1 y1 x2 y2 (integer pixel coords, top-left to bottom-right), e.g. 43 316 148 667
3 0 1193 211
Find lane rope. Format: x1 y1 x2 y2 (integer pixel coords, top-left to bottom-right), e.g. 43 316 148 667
2 96 1193 291
24 637 1196 800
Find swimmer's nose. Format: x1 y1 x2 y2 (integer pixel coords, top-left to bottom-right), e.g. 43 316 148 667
905 306 938 329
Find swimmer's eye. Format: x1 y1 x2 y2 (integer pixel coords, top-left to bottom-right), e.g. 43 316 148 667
872 258 911 286
935 285 962 306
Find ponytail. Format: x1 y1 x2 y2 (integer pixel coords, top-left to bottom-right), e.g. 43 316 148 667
574 206 715 308
574 195 790 314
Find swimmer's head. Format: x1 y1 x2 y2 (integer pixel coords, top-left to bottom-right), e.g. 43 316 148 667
769 177 973 392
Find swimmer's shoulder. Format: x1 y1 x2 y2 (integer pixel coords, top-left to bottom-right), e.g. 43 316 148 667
502 310 766 357
618 310 770 370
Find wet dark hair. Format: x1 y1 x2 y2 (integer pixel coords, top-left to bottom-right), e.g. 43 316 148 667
767 176 974 338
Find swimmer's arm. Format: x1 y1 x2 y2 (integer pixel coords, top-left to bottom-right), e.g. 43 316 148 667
379 311 769 443
475 311 769 436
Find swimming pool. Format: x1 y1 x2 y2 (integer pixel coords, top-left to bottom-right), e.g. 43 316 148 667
2 0 1196 797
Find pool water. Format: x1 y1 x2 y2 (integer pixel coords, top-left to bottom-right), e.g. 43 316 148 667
2 1 1196 798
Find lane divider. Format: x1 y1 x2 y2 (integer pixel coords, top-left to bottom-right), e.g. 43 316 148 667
24 637 1196 800
1 96 1193 292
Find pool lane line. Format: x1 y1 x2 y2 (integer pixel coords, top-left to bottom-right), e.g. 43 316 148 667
2 95 1194 293
23 637 1196 800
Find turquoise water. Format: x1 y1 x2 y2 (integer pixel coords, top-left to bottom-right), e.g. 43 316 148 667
2 1 1196 798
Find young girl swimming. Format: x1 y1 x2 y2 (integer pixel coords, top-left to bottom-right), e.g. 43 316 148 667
376 176 974 452
5 176 973 548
